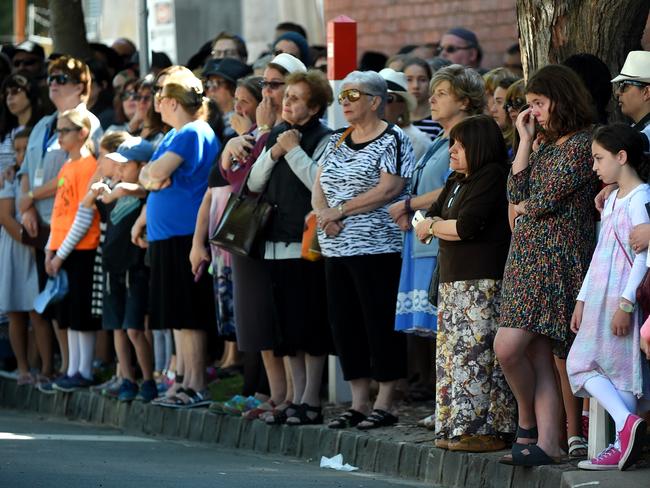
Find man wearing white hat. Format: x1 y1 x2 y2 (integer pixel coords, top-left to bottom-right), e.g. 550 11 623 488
379 68 431 162
612 51 650 149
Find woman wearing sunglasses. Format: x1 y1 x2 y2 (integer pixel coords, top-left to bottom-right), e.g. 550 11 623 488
17 56 103 391
107 78 139 134
312 70 415 430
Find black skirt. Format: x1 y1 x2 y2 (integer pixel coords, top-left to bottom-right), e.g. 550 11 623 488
54 250 101 331
149 235 216 331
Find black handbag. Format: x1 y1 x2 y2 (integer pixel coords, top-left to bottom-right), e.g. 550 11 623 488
209 168 271 257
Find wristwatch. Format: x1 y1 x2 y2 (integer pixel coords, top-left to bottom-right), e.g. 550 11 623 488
337 203 346 217
619 301 634 313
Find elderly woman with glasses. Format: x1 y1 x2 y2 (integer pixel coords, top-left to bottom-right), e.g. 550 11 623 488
312 70 415 430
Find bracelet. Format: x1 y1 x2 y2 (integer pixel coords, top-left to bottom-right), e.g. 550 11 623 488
337 202 346 217
28 190 34 200
428 220 435 236
258 124 271 133
404 197 412 213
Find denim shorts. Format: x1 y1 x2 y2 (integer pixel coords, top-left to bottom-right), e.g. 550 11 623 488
102 267 149 330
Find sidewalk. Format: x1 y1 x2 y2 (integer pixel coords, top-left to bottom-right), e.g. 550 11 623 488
0 378 647 488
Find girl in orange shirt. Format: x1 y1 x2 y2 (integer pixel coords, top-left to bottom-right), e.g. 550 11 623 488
45 107 101 391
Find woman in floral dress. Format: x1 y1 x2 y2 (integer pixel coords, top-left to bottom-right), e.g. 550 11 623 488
494 65 599 466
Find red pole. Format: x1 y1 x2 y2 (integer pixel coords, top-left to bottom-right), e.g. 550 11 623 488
327 15 357 81
14 0 27 43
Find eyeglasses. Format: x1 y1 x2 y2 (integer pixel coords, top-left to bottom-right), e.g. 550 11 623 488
436 44 474 55
211 49 239 58
13 58 38 68
56 127 81 135
204 79 228 90
137 94 152 103
121 91 138 101
386 93 403 104
47 74 78 86
260 80 285 90
504 99 526 112
616 80 649 93
4 87 25 97
337 89 374 104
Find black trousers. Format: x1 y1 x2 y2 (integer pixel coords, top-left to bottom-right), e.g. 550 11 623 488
324 253 407 382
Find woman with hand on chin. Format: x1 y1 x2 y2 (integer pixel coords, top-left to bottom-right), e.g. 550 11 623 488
247 69 333 425
312 70 414 430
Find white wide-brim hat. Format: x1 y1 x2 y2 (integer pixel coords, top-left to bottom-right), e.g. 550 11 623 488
611 51 650 84
378 68 418 113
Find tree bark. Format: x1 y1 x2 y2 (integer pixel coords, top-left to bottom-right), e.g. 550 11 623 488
516 0 649 78
49 0 92 59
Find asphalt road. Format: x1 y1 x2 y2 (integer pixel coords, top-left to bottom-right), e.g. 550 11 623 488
0 410 429 488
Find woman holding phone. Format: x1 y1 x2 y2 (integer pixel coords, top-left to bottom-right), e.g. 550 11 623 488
494 65 598 466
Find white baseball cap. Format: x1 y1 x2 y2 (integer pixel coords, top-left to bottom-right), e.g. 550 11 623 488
378 68 417 113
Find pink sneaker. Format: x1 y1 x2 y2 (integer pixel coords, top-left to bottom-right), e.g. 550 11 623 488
618 413 647 470
577 444 621 470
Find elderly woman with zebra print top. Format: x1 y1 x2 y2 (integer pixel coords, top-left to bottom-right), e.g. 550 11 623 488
312 70 414 430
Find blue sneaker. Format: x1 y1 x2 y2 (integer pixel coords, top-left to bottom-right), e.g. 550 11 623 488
135 379 158 403
53 373 94 393
118 379 139 402
38 375 66 394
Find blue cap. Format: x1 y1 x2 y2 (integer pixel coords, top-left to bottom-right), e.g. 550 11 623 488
106 136 154 164
34 269 69 314
274 32 310 65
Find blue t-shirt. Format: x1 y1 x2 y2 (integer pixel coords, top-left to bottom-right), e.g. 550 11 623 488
146 121 219 241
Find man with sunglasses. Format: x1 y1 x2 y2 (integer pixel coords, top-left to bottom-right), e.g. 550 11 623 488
11 41 46 81
437 27 482 71
612 51 650 150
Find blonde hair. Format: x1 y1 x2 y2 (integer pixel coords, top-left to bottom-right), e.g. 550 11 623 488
162 70 208 118
483 67 515 94
430 64 485 116
59 107 93 151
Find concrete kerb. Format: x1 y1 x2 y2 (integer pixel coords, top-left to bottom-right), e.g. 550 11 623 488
0 379 594 487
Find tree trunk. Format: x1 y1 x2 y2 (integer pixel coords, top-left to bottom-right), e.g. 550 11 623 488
516 0 649 78
49 0 92 59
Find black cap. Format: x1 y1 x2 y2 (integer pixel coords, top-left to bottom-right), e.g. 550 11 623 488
202 58 252 84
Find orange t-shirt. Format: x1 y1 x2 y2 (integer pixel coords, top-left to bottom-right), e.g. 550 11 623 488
49 154 100 251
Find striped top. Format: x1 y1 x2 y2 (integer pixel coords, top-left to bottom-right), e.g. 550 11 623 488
413 116 443 141
318 124 414 257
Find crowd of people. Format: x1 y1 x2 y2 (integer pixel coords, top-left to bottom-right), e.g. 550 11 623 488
1 21 650 471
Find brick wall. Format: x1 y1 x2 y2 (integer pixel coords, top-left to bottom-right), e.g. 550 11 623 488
323 0 650 71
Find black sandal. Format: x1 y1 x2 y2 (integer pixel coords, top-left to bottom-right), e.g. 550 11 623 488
356 409 398 430
286 403 323 426
327 409 367 429
265 402 299 425
499 425 538 465
511 444 564 466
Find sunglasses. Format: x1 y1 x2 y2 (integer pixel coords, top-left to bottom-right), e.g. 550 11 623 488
211 49 239 58
504 99 526 112
137 94 152 103
260 80 285 90
13 58 38 68
617 80 649 93
386 93 403 104
48 74 78 86
436 44 474 55
121 91 139 101
56 127 81 135
4 87 25 97
337 89 374 104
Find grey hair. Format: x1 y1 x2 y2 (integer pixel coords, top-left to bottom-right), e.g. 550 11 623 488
430 64 485 116
340 70 387 117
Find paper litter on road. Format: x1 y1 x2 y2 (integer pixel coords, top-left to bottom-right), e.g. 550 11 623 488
319 453 359 472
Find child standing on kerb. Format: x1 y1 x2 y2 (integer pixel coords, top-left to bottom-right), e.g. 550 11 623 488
46 107 101 392
567 123 650 471
84 136 156 403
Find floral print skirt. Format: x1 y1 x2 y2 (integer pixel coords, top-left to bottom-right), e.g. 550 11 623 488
435 278 516 438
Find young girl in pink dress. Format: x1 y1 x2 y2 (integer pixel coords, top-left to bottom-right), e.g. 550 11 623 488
567 123 650 471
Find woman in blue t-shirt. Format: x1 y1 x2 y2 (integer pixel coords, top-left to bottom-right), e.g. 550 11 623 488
138 69 220 408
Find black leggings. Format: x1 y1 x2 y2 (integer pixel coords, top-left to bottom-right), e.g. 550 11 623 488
325 253 407 382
